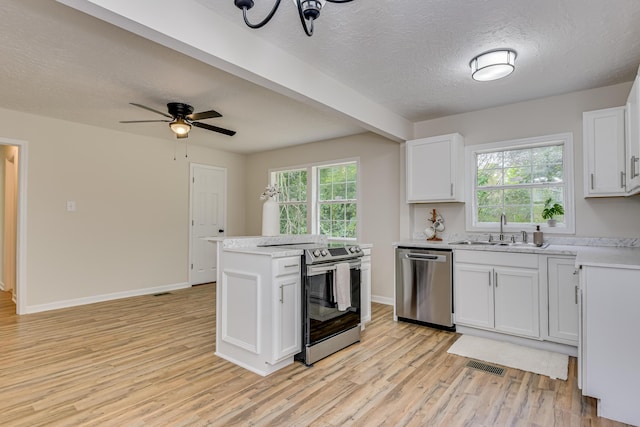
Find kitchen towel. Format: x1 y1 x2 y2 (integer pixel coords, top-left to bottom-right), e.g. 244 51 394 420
334 262 351 311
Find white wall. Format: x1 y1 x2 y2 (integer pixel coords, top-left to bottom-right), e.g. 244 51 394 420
0 107 246 311
407 82 640 239
245 133 401 302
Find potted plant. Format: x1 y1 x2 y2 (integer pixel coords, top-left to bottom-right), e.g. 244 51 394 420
542 198 564 227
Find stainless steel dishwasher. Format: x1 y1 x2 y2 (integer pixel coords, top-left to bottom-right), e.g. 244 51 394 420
395 247 455 331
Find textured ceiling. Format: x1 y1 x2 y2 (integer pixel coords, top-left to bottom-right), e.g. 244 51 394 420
1 0 640 153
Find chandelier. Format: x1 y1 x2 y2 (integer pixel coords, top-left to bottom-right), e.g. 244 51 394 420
234 0 353 37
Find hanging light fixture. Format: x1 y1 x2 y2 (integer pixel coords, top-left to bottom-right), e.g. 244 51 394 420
470 49 517 81
234 0 353 37
169 117 192 138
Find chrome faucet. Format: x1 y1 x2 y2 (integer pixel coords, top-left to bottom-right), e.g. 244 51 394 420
499 212 507 241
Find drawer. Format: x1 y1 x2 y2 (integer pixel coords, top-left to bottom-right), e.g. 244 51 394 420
455 249 538 269
274 257 301 276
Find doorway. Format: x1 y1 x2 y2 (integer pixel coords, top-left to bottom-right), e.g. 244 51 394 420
189 164 226 285
0 137 26 315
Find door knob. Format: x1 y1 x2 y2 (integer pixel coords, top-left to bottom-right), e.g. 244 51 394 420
218 229 225 233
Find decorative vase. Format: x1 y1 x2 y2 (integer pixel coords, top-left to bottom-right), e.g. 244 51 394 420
262 197 280 236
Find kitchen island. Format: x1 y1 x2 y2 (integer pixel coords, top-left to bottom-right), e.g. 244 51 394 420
209 235 372 376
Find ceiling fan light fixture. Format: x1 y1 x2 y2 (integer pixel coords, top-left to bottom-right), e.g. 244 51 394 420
169 118 191 136
470 49 517 82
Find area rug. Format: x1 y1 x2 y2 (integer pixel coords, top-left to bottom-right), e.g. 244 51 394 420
447 335 568 380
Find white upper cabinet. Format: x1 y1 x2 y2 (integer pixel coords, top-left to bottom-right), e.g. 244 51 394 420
626 72 640 195
406 133 465 203
583 106 626 197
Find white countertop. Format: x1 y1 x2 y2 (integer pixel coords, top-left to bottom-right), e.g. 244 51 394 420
394 239 640 270
575 246 640 270
206 235 372 258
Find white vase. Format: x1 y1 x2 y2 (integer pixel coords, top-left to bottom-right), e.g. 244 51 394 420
262 197 280 236
547 219 557 227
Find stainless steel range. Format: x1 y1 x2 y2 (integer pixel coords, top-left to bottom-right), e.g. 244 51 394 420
265 242 364 365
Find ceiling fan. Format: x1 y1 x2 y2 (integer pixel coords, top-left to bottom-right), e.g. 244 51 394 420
120 102 236 138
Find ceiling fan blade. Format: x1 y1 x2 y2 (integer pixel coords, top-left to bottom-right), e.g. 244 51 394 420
192 121 236 136
129 103 173 119
188 109 222 121
119 120 171 123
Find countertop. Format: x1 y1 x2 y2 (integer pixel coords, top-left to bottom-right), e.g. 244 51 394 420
206 235 372 258
394 239 640 270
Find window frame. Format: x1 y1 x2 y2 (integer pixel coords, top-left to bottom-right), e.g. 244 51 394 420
269 157 361 242
464 132 575 234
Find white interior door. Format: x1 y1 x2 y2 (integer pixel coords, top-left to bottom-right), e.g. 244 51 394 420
190 164 226 285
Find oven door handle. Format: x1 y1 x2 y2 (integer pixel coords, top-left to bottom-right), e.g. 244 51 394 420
307 261 361 276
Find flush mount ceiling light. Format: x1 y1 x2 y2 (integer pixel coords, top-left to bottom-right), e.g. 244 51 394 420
169 117 192 138
470 49 517 81
234 0 353 37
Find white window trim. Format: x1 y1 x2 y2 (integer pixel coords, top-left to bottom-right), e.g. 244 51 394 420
268 157 361 242
464 132 575 235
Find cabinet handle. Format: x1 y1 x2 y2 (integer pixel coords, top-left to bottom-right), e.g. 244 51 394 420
450 183 454 196
590 173 594 190
633 156 640 178
621 171 626 188
494 271 498 287
284 264 298 268
488 271 492 286
279 281 297 303
575 285 578 305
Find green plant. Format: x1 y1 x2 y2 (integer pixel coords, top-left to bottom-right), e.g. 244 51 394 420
541 198 564 220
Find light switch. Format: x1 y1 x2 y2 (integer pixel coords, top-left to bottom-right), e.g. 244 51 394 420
66 201 76 212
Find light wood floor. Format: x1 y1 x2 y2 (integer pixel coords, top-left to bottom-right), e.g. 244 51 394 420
0 286 628 427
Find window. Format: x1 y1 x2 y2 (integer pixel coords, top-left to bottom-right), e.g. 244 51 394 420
465 133 574 233
318 164 358 239
271 160 359 241
275 169 308 234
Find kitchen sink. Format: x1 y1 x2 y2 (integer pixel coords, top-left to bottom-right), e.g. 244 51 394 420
449 240 549 249
448 240 496 245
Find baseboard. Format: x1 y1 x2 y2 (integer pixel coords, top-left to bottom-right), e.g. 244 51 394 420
456 325 578 357
24 282 191 314
371 295 394 306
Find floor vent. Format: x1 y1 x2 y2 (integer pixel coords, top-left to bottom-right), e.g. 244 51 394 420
153 292 172 297
466 360 505 376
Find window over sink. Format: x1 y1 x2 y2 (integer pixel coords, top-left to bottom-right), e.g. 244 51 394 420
465 133 575 234
270 159 359 241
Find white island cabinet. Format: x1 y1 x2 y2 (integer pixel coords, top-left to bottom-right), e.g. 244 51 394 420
216 247 301 376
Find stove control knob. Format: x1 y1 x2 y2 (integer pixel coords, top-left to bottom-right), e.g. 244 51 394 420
320 249 328 257
349 247 356 253
313 249 321 257
356 246 361 252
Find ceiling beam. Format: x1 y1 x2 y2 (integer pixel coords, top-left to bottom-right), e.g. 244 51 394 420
56 0 413 142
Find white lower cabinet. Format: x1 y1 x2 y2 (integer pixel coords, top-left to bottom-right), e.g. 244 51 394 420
272 274 301 362
217 251 301 376
545 257 579 345
580 265 640 426
454 250 539 339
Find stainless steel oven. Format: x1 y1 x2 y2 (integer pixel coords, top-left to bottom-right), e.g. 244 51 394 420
258 241 364 366
295 243 363 366
301 257 361 365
